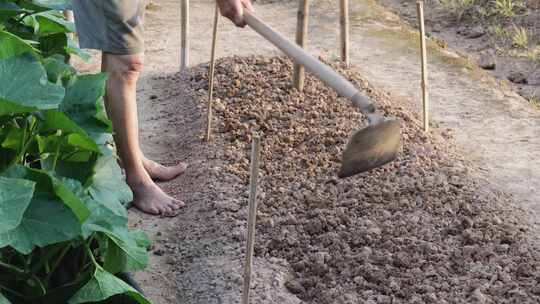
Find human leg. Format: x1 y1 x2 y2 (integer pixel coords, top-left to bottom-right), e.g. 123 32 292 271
101 53 185 216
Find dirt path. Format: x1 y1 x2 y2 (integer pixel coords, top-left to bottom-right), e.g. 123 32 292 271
76 0 539 302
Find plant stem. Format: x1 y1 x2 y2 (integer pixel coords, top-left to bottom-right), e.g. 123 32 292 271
51 140 61 171
0 260 25 276
7 121 36 168
0 283 26 300
20 119 28 164
83 238 98 267
44 243 71 284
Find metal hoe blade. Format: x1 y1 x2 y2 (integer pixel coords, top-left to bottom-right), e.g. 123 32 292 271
338 120 401 178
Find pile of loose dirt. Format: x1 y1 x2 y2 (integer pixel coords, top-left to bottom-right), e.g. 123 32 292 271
189 56 540 303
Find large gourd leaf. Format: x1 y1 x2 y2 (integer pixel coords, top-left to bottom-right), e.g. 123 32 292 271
88 154 133 209
51 175 91 222
82 196 127 238
33 11 75 35
68 266 150 304
0 1 26 22
0 30 38 60
39 32 68 58
61 74 111 143
66 37 91 62
0 54 64 114
2 165 90 222
0 176 35 233
1 125 24 150
41 110 87 135
60 177 128 238
0 292 11 304
39 110 100 153
0 194 80 254
43 54 75 83
103 230 149 274
60 178 148 275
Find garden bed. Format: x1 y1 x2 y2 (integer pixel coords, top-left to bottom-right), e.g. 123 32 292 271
186 55 540 303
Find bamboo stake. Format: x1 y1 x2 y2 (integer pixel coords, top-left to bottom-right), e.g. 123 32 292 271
63 10 74 38
64 10 74 63
417 0 429 132
242 135 261 304
205 4 220 142
292 0 309 91
181 0 190 71
339 0 350 67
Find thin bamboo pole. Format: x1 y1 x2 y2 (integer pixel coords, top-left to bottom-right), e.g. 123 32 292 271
339 0 350 67
63 10 74 37
181 0 189 71
417 1 429 132
64 10 74 64
205 4 220 142
242 135 261 304
292 0 309 91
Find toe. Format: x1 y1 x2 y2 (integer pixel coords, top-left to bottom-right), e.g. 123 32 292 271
162 207 181 217
173 199 186 208
177 162 188 170
162 205 174 214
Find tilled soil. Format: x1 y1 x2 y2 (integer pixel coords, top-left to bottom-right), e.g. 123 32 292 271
188 56 540 304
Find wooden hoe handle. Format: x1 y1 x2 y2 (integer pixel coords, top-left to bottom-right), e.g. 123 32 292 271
243 10 375 116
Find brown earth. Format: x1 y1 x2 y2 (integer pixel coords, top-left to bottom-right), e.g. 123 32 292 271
187 55 540 303
73 0 540 303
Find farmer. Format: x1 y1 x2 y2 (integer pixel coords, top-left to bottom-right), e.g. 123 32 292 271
71 0 253 216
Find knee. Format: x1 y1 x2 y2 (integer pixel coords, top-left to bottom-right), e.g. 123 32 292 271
105 54 144 83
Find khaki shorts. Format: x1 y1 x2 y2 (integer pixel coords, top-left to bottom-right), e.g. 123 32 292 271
72 0 146 55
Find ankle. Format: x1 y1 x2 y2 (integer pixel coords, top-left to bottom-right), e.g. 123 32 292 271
126 174 154 189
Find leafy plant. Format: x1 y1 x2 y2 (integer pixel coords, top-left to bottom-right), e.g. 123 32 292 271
0 1 151 303
439 0 476 20
511 25 529 49
492 0 524 18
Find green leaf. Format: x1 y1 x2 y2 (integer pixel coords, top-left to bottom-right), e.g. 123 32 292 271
1 126 23 150
62 177 127 238
0 1 26 23
26 0 72 11
0 194 80 254
38 32 68 57
88 154 133 208
103 230 149 273
131 229 152 249
51 176 91 222
0 98 36 116
68 266 150 304
41 109 86 134
0 54 64 111
33 11 74 35
61 74 111 142
66 133 99 152
82 199 127 239
2 165 91 223
0 176 35 233
0 30 39 60
65 37 91 62
43 54 75 83
0 292 11 304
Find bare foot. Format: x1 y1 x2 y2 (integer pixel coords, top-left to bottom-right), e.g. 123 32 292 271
130 181 185 217
143 158 188 182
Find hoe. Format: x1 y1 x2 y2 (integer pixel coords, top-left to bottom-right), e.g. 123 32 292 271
243 11 401 178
